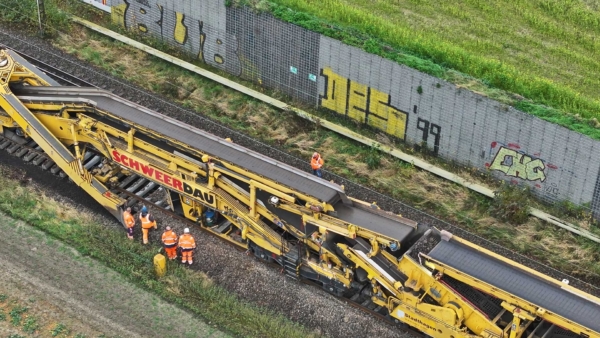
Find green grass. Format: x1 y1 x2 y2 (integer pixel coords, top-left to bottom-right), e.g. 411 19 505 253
0 172 317 338
9 305 27 326
51 323 68 337
0 0 72 33
22 317 38 334
230 0 600 139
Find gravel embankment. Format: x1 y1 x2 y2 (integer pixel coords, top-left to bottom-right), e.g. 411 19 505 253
0 20 598 331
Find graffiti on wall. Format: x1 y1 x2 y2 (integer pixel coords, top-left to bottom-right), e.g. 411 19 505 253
485 142 556 183
111 0 240 74
319 67 408 140
415 117 441 156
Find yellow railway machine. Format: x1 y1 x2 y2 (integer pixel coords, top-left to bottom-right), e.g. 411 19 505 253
0 49 598 338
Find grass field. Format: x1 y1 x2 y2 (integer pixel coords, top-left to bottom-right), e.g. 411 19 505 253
261 0 600 133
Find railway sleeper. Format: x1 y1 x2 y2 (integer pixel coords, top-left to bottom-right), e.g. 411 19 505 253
135 182 157 197
41 160 54 170
23 150 40 162
126 178 148 193
118 174 140 189
6 143 19 154
32 155 47 166
50 164 61 174
84 155 102 170
14 147 29 157
0 140 12 149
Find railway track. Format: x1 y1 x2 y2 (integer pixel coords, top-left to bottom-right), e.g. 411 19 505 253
0 44 95 87
0 48 423 337
0 34 597 337
0 131 422 337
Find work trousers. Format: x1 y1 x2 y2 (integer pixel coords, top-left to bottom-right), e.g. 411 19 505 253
181 248 193 264
142 227 153 244
164 245 177 260
312 169 322 178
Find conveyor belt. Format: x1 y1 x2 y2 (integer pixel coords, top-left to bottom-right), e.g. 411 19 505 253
2 94 73 161
335 204 415 242
13 86 343 203
428 239 600 333
15 86 416 242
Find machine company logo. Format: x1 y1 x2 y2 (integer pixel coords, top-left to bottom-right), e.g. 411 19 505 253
405 313 443 334
112 149 216 207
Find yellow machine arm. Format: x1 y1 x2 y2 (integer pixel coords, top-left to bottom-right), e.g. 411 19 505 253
1 49 599 338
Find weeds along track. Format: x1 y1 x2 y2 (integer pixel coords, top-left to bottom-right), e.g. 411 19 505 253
1 26 599 305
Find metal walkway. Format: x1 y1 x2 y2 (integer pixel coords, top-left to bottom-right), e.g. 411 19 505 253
14 86 416 242
428 239 600 333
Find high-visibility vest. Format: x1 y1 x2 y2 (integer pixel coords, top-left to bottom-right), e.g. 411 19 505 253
123 211 135 228
178 234 196 250
140 213 156 229
311 156 323 170
162 230 178 246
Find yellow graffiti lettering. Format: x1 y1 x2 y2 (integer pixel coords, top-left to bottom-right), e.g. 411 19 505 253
320 67 408 140
198 27 206 61
321 67 348 115
111 3 127 27
348 81 368 123
525 157 546 181
489 147 513 173
174 12 187 45
489 147 546 182
505 153 528 179
369 90 407 139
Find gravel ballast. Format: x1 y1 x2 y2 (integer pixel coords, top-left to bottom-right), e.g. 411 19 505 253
0 21 598 335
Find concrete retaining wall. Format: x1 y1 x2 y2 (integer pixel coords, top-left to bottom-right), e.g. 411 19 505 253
104 0 600 218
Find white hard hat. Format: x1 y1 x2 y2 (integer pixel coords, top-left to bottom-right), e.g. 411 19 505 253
184 228 190 234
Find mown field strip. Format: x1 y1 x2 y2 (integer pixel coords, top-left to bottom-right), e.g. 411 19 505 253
268 0 600 118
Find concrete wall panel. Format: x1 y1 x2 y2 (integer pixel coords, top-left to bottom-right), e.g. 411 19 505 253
105 0 600 217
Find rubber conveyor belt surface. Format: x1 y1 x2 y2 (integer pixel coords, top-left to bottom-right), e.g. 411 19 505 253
428 240 600 333
335 204 415 242
14 86 342 203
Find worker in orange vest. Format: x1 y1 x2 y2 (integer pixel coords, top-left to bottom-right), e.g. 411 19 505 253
161 226 178 260
311 152 324 178
178 228 196 265
123 206 135 240
139 205 157 244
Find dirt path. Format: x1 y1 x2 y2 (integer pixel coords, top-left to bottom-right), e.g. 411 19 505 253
0 212 229 338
